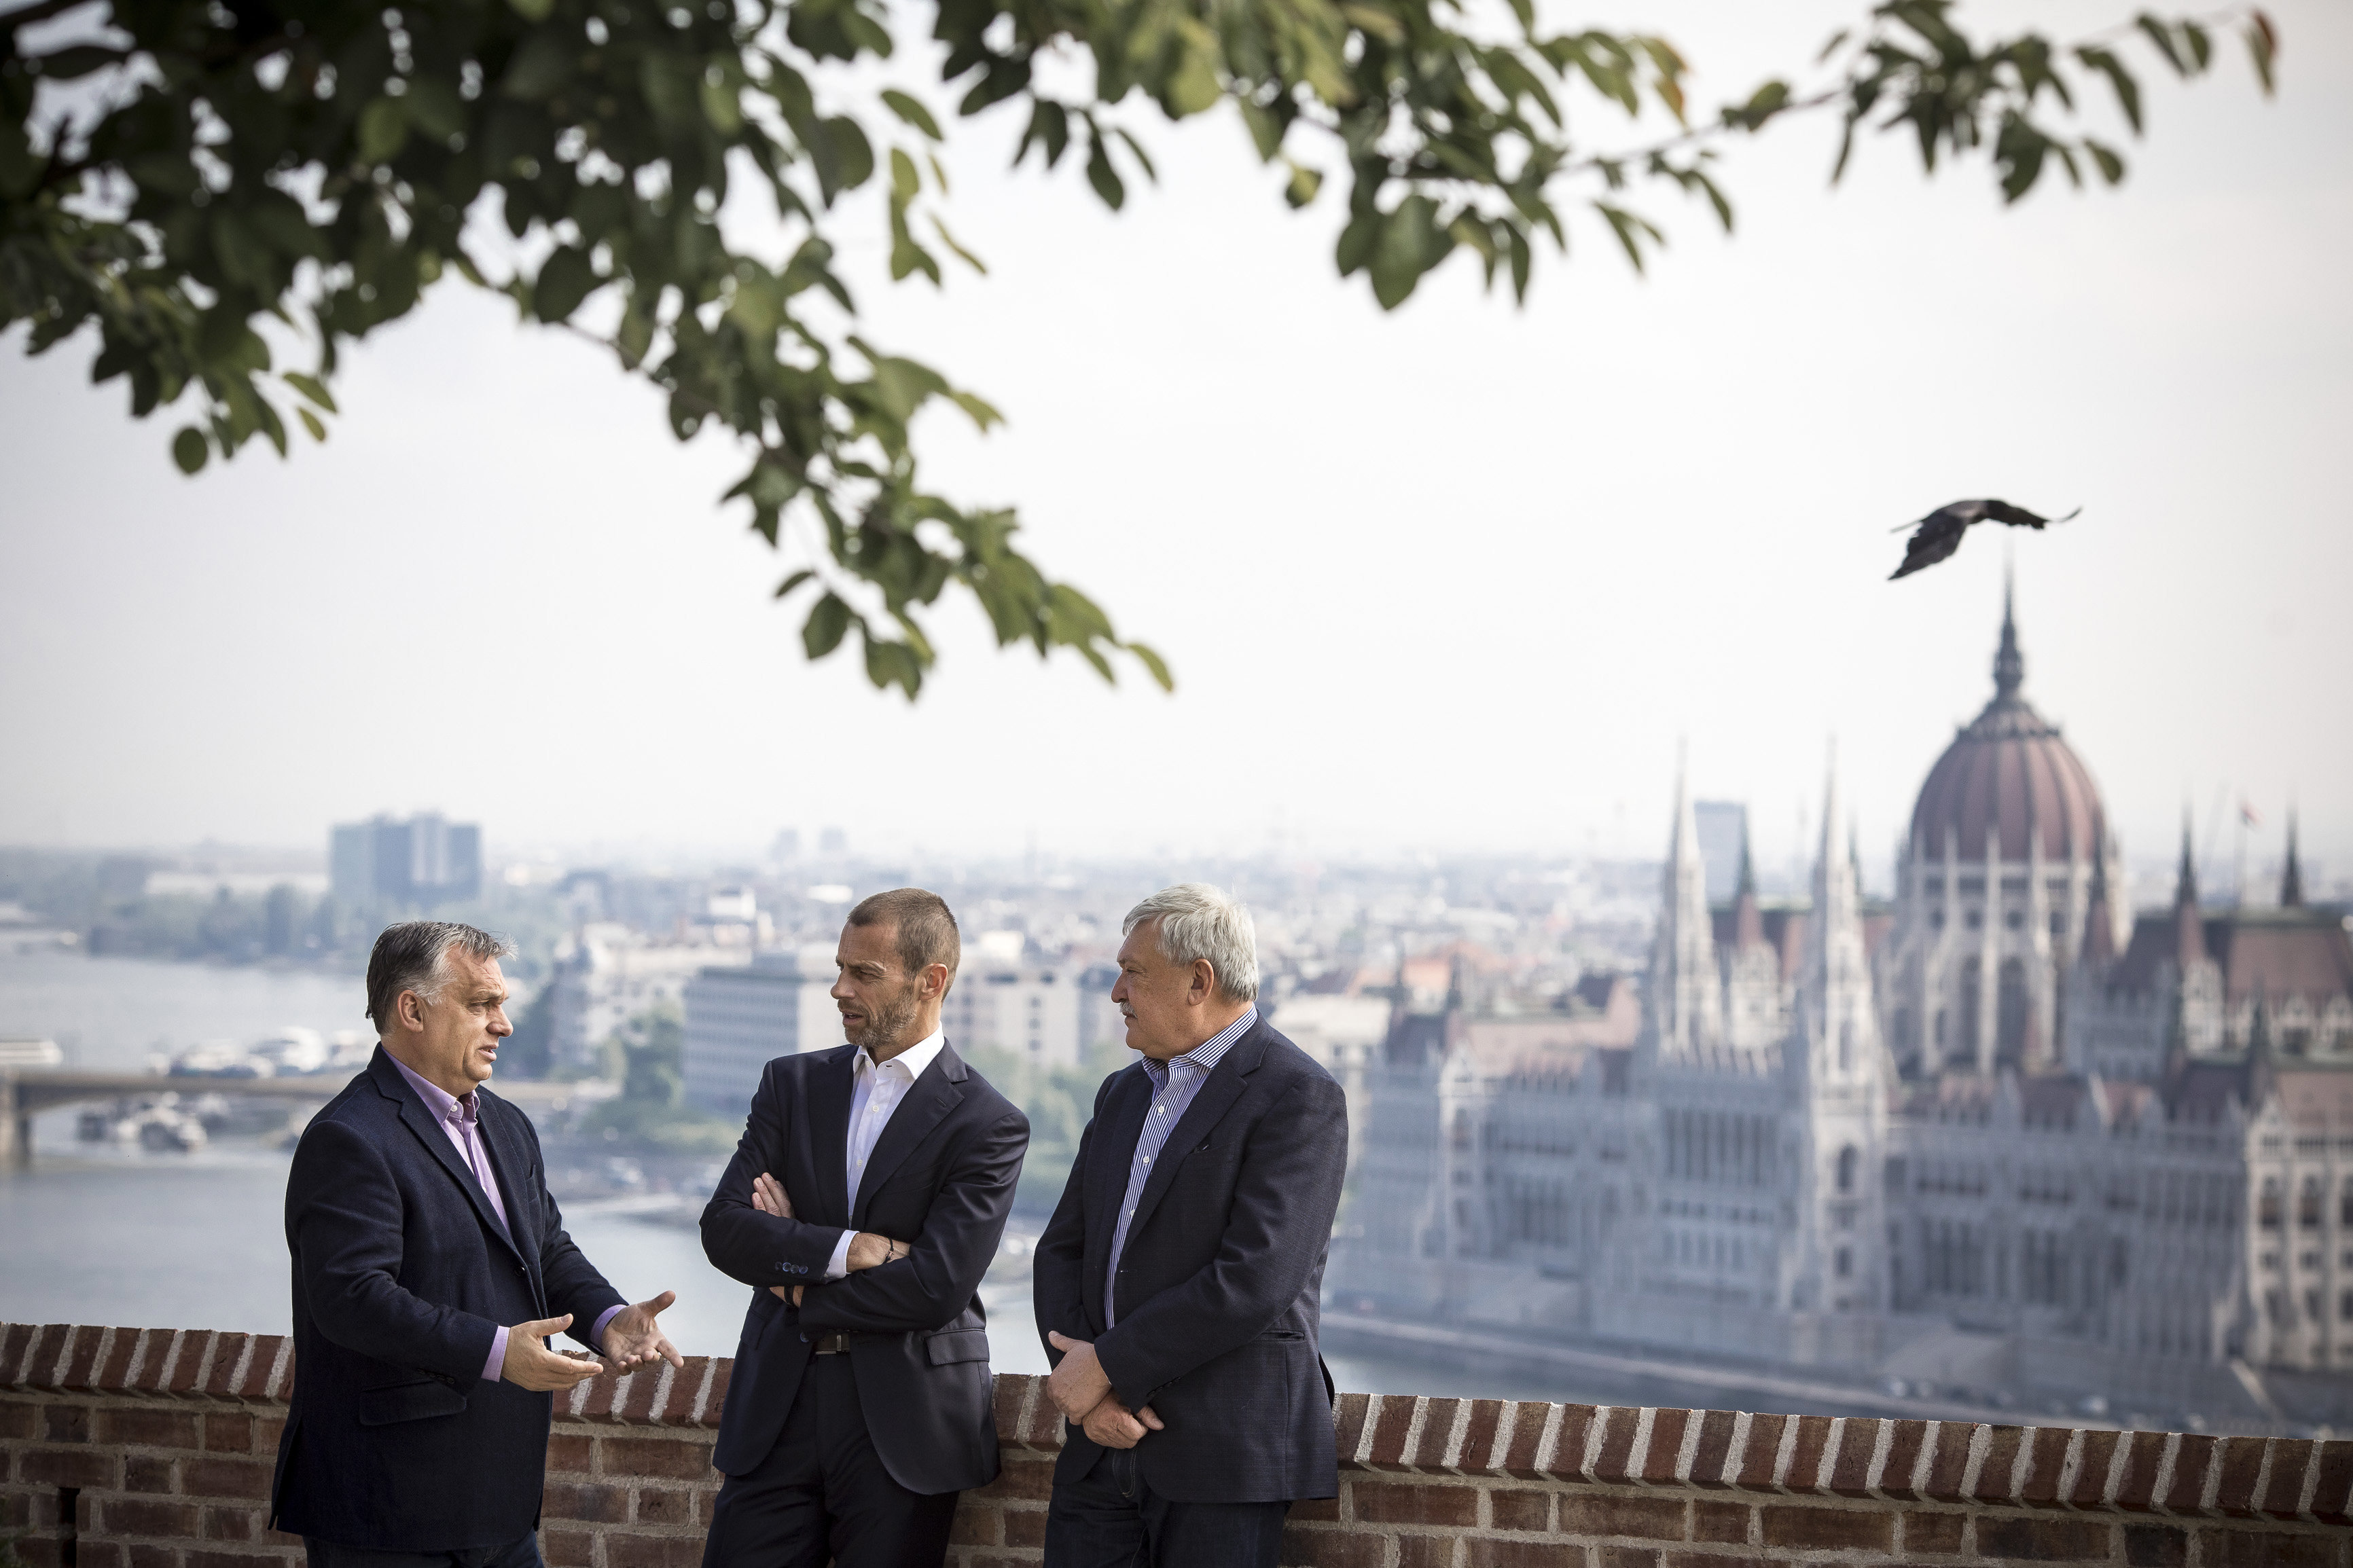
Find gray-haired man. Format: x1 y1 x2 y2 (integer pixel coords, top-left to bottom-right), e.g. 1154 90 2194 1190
1032 884 1350 1567
272 921 681 1568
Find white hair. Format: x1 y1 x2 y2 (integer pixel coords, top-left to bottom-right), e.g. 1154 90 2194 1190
1123 883 1259 1003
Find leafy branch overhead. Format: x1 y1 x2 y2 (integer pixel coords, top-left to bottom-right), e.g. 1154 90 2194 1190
0 0 2276 695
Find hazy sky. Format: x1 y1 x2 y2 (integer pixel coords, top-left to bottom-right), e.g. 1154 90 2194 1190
3 1 2347 889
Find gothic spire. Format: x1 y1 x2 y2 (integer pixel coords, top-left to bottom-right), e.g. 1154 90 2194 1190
2282 811 2305 907
2081 827 2117 966
2174 812 2208 969
1993 568 2025 703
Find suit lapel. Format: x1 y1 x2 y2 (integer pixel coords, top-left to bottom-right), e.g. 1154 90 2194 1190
1122 1026 1268 1245
1085 1066 1153 1276
370 1052 526 1266
475 1089 538 1264
803 1048 856 1226
851 1046 966 1227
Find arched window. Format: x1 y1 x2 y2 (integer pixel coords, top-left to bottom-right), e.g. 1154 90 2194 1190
1996 958 2029 1065
2299 1176 2323 1229
2259 1178 2282 1229
1836 1146 1858 1195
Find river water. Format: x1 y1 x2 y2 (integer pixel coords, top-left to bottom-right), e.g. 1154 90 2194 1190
0 950 1704 1405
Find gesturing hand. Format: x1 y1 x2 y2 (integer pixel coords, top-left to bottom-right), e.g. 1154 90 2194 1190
1044 1330 1113 1421
599 1292 685 1372
1079 1394 1164 1450
500 1314 602 1391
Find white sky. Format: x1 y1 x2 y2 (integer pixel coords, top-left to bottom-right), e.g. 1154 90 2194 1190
1 1 2347 890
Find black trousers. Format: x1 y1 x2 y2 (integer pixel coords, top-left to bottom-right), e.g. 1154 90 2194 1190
304 1534 540 1568
1043 1446 1291 1568
701 1354 960 1568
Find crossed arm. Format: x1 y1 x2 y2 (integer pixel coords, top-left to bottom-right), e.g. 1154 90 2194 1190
750 1174 907 1305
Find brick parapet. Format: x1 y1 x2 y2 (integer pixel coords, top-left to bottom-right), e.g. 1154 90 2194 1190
5 1324 2348 1568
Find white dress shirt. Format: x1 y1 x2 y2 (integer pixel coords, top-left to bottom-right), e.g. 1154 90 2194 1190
823 1028 948 1279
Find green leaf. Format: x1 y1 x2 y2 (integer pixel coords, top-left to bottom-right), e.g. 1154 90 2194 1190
1085 131 1126 210
507 0 554 20
1367 196 1448 308
357 98 410 165
297 407 328 442
774 568 817 598
283 373 338 413
890 147 921 203
1127 641 1173 691
172 429 209 474
1285 162 1323 209
534 245 599 323
2074 46 2142 134
0 118 39 200
880 89 944 140
2244 11 2278 94
2085 139 2125 183
930 215 987 274
804 593 854 658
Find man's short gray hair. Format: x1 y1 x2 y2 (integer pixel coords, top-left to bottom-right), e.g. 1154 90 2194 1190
366 921 516 1027
1123 884 1259 1003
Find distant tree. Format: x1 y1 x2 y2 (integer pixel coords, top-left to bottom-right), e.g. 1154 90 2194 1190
1 0 2276 693
502 979 556 1076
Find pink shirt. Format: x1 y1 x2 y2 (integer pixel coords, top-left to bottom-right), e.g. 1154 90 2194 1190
389 1056 623 1381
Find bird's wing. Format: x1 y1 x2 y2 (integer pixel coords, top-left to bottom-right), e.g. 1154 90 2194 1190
1889 508 1973 580
1980 499 2054 529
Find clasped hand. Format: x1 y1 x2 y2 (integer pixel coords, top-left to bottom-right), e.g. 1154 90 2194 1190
1044 1330 1163 1450
751 1171 910 1307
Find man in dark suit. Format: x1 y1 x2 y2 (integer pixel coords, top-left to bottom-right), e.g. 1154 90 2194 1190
699 888 1029 1568
1033 883 1350 1567
273 922 681 1568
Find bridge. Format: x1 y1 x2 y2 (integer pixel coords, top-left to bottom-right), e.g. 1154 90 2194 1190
0 1069 591 1169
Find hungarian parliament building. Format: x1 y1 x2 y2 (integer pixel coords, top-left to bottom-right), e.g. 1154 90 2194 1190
1324 597 2353 1428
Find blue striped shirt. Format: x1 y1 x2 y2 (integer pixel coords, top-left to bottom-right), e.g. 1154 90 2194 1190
1104 1006 1257 1326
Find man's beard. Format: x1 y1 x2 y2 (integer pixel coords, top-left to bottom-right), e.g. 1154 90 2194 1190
846 983 922 1051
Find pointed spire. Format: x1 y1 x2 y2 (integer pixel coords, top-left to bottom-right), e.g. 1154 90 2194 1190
1645 744 1722 1057
2081 828 2117 966
2174 811 2199 909
1993 568 2025 703
2282 811 2305 908
1733 824 1765 951
2174 812 2208 969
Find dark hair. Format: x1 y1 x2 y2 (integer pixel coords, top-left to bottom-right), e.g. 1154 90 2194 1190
845 888 960 988
366 921 515 1027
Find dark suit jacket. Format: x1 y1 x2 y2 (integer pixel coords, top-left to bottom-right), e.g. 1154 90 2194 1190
271 1049 626 1550
699 1042 1028 1495
1032 1017 1350 1503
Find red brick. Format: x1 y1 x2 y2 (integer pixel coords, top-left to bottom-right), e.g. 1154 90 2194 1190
185 1550 296 1568
16 1540 64 1568
126 1455 177 1493
126 1546 181 1568
1556 1493 1684 1542
541 1483 628 1524
1001 1508 1045 1549
1364 1395 1419 1471
1 1321 39 1379
1330 1391 1371 1463
0 1494 33 1530
1978 1425 2026 1503
1407 1400 1465 1468
546 1432 594 1474
1352 1480 1477 1527
23 1324 73 1385
44 1404 90 1442
948 1503 996 1546
1496 1402 1552 1479
2310 1439 2353 1526
2257 1440 2311 1520
635 1486 699 1527
990 1374 1032 1448
2197 1528 2340 1568
2123 1523 2190 1567
1827 1419 1880 1497
1903 1510 1965 1554
253 1417 286 1454
600 1436 716 1482
198 1335 253 1400
22 1446 122 1489
2213 1437 2268 1518
1974 1515 2113 1561
1281 1527 1384 1568
1692 1500 1748 1543
2069 1430 2122 1508
2115 1431 2170 1512
1393 1535 1452 1568
95 1328 149 1391
1880 1419 1927 1499
1596 1550 1657 1568
166 1332 211 1396
1638 1409 1687 1484
1547 1405 1599 1482
1466 1542 1574 1568
541 1529 595 1567
1732 1412 1784 1491
1488 1488 1549 1532
204 1414 255 1454
1289 1494 1340 1523
603 1534 705 1568
229 1336 287 1400
96 1408 202 1450
1784 1415 1832 1491
978 1457 1054 1502
1759 1503 1891 1550
1919 1422 1974 1501
1662 1556 1774 1568
0 1398 37 1438
1688 1410 1737 1489
2163 1435 2219 1512
201 1506 263 1542
2021 1426 2073 1508
80 1544 128 1568
1457 1399 1503 1473
61 1325 108 1387
1591 1406 1643 1482
694 1359 732 1430
96 1498 202 1537
182 1457 274 1501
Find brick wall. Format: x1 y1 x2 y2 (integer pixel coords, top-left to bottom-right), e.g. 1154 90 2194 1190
5 1324 2348 1568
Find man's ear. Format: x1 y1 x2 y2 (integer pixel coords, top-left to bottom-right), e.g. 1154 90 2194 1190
1189 959 1217 1005
923 963 950 1003
395 989 427 1034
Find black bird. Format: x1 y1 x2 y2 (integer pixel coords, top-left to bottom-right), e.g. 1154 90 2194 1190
1888 499 2079 580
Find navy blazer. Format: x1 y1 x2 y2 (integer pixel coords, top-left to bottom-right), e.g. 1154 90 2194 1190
699 1042 1028 1495
271 1049 626 1550
1032 1017 1350 1503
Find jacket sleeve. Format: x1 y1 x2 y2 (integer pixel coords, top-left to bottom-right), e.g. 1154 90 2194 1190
519 1116 626 1344
795 1106 1030 1336
285 1116 499 1387
1032 1074 1114 1363
700 1064 848 1289
1092 1071 1348 1409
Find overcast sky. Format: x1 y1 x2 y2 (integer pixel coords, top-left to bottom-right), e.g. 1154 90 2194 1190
2 0 2346 893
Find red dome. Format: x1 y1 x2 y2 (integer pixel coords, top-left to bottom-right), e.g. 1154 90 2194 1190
1907 602 2107 864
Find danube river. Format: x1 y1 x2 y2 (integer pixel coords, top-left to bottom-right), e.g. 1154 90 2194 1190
1 949 1755 1407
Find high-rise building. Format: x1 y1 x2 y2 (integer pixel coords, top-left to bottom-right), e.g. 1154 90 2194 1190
941 964 1081 1070
328 814 483 908
1693 801 1748 903
682 951 844 1116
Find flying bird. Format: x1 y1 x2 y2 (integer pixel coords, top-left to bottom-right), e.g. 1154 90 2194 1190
1888 499 2080 580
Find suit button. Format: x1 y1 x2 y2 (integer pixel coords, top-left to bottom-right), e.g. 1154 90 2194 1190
800 1333 809 1343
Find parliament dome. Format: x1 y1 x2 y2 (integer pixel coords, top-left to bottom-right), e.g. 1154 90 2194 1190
1907 596 2108 864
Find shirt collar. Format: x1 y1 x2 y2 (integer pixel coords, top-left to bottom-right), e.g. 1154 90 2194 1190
388 1051 471 1121
1151 1005 1258 1080
857 1027 946 1083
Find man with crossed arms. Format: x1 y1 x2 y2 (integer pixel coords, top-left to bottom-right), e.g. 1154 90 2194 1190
1034 883 1350 1566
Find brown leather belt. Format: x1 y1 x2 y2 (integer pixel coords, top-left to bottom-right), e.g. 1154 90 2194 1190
810 1332 852 1355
